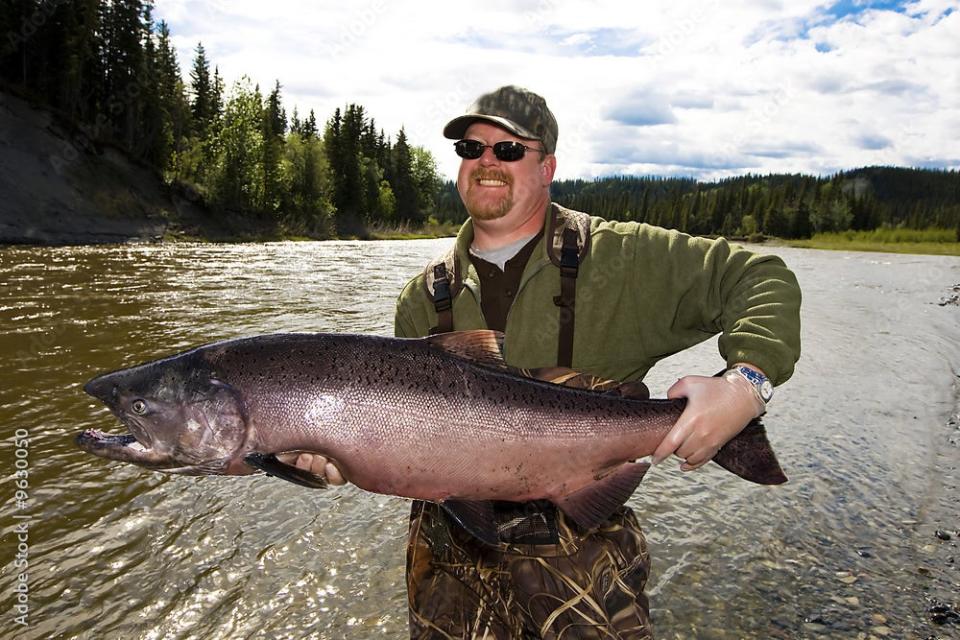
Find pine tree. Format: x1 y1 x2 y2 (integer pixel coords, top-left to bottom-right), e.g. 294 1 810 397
0 0 36 86
100 0 147 149
46 0 100 121
391 127 418 221
190 43 213 137
325 107 343 206
261 80 287 214
290 107 301 137
137 6 165 163
155 20 190 162
327 103 366 233
304 109 317 138
211 66 224 127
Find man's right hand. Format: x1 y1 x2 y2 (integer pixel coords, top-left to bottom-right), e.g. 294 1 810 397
276 453 347 485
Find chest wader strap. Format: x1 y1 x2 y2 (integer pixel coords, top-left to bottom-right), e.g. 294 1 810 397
430 263 454 335
553 227 579 367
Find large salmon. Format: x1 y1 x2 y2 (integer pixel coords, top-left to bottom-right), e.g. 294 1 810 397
77 330 786 543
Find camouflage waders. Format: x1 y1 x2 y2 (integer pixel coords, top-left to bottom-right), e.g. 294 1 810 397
406 500 652 639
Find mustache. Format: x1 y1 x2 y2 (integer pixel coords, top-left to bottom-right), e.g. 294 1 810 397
470 169 512 184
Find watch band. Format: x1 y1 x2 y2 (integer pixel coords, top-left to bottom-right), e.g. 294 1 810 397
725 365 774 404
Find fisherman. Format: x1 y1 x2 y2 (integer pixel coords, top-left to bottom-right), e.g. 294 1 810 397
293 85 801 638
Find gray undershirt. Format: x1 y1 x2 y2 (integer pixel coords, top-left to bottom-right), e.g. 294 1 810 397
469 232 538 271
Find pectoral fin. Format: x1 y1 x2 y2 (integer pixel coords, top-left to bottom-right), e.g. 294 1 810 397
440 499 499 546
554 461 650 531
243 452 328 489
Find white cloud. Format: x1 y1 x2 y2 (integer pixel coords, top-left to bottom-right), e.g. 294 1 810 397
155 0 960 181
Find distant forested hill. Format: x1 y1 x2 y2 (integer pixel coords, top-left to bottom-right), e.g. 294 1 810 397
436 167 960 239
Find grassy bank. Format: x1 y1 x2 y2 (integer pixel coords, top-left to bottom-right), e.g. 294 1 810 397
784 228 960 256
365 219 461 240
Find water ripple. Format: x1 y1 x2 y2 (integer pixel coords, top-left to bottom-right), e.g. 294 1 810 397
1 242 958 638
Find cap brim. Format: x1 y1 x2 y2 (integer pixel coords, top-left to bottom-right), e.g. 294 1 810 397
443 114 539 142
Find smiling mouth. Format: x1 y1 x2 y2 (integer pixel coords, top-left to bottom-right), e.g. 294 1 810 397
478 178 508 187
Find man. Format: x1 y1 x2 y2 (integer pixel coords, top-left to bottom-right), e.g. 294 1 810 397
294 85 801 638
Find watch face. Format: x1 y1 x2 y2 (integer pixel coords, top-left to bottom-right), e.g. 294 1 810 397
760 380 774 402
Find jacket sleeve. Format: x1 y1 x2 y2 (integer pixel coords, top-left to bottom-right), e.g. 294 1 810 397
394 276 431 339
637 227 802 386
713 243 801 386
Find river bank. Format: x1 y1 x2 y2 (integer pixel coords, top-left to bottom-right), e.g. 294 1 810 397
782 228 960 256
0 89 459 246
3 91 957 253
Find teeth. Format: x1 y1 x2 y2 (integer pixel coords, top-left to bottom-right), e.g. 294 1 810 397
479 179 506 186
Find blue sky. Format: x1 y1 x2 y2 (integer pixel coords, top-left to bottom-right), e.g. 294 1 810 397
155 0 960 181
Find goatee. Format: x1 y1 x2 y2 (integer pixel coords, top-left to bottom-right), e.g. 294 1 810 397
464 170 513 220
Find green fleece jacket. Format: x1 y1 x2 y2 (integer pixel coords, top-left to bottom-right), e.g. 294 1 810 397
395 205 801 386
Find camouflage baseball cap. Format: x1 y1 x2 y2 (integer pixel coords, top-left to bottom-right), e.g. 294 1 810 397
443 85 558 154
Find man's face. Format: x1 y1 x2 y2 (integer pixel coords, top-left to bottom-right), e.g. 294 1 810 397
456 121 555 222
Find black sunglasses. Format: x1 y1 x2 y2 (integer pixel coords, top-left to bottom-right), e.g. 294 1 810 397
454 139 545 162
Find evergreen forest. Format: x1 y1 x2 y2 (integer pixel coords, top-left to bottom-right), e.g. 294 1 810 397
3 1 958 240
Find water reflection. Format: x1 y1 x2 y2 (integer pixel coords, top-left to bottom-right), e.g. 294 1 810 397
0 242 957 639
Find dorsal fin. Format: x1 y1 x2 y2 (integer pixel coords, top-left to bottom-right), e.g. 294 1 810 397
521 366 585 386
521 367 650 399
424 330 508 371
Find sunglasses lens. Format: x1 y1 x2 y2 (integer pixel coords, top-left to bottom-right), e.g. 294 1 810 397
456 140 539 161
454 140 484 159
493 141 526 161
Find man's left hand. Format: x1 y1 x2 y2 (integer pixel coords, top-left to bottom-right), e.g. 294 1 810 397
652 368 766 471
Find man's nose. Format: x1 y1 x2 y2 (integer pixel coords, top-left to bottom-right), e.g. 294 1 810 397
478 146 499 165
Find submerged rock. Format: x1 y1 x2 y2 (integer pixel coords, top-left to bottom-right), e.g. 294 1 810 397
938 284 960 306
928 600 960 625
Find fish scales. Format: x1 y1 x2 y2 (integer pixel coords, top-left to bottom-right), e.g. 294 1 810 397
78 330 787 543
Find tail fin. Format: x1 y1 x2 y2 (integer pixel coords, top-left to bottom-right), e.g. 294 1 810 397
712 419 787 485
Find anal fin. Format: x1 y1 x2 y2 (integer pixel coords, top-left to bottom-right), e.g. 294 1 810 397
555 462 650 531
243 452 328 489
440 499 499 546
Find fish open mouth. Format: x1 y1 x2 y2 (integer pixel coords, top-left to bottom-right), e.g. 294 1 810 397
75 427 175 469
76 428 143 450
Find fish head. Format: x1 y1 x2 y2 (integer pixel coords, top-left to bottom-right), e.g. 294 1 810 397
77 354 249 475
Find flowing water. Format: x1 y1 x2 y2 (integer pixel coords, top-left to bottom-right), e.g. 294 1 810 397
1 240 958 639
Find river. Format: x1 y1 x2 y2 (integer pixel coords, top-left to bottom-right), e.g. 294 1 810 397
1 240 958 639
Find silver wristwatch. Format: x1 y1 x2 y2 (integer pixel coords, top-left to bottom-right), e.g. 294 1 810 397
726 365 774 404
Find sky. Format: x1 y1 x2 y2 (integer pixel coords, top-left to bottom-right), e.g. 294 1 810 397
154 0 960 182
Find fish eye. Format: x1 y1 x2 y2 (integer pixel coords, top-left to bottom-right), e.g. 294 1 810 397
131 399 148 415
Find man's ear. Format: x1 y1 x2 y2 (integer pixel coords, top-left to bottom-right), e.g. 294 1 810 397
541 154 557 185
